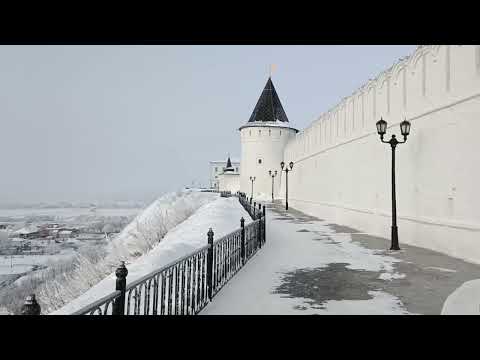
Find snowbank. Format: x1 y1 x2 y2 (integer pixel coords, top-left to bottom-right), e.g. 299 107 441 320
52 196 251 314
0 190 218 314
103 190 217 263
441 279 480 315
250 193 273 203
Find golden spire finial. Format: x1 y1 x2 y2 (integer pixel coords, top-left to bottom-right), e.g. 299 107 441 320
269 64 277 78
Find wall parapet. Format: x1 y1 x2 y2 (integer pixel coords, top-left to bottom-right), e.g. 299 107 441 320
286 45 480 161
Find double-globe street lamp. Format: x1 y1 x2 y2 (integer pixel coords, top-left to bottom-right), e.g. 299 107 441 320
249 176 256 201
268 170 278 202
375 117 412 251
280 161 294 210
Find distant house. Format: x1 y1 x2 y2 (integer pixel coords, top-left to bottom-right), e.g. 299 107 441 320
209 157 240 190
58 230 73 239
14 225 41 239
76 233 107 241
39 224 73 238
57 228 79 239
37 227 50 238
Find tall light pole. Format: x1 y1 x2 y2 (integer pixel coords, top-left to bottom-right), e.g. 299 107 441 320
249 176 256 200
268 170 277 202
280 161 294 210
375 117 411 251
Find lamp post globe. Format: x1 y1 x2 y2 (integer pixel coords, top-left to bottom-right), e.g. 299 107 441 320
280 161 294 211
400 119 411 140
376 118 387 139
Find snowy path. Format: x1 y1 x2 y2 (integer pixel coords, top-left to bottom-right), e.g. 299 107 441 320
202 203 480 315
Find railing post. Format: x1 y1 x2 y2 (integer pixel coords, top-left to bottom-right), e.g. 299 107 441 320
240 217 245 264
21 294 41 315
207 228 214 301
113 261 128 315
263 205 266 244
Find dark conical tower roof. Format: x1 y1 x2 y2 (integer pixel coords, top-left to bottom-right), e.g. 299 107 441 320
224 155 234 172
248 78 289 123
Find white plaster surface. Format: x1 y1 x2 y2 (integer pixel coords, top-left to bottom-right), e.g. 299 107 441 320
240 45 480 264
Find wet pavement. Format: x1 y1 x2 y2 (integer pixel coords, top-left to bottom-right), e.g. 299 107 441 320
202 202 480 315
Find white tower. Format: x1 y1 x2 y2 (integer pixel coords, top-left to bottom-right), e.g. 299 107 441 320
239 77 298 200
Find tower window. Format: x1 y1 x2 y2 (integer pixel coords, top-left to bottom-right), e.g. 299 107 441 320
259 130 261 135
280 130 282 135
258 159 262 164
249 130 251 136
269 129 271 136
215 167 218 172
236 167 238 172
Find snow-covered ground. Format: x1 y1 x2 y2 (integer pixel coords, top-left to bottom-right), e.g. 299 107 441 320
202 204 412 315
250 193 274 203
0 250 76 275
52 196 251 314
441 280 480 314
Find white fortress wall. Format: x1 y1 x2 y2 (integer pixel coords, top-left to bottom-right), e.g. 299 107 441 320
278 45 480 264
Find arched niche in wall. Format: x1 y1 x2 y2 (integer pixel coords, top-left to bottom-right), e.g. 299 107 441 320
450 45 478 94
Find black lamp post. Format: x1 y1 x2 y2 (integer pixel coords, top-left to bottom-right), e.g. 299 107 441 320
280 161 294 210
268 170 278 202
249 176 256 200
375 117 411 251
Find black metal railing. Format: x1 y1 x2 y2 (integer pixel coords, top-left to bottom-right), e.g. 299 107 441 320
71 290 122 315
121 245 210 315
20 196 266 315
238 192 263 220
220 191 232 197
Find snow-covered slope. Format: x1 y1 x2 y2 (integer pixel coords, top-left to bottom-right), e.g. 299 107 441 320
103 190 217 263
52 196 251 314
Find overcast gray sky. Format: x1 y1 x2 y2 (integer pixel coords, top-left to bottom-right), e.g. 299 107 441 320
0 45 415 205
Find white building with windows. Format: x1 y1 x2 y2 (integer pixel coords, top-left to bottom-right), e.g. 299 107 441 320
217 156 241 193
209 158 240 190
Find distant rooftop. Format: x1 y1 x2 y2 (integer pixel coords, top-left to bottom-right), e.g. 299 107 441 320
210 159 240 164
